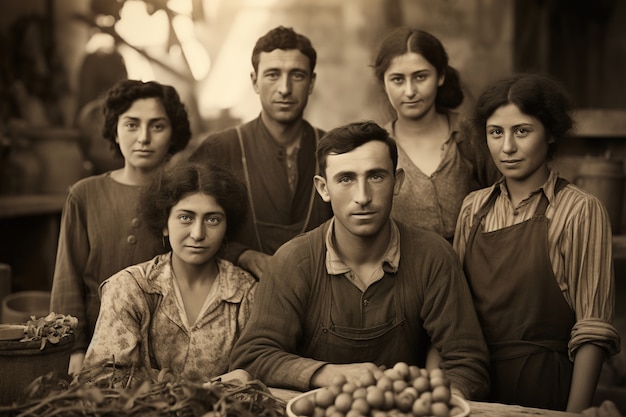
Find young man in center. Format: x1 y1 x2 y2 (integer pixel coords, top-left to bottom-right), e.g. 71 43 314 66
229 121 490 400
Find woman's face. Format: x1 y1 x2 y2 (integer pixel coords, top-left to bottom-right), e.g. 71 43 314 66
383 52 443 121
116 97 172 173
486 103 551 187
164 192 227 267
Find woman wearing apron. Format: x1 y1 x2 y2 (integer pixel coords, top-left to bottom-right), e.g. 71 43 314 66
454 73 620 413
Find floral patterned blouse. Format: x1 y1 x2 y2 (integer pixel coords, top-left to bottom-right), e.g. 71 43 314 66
81 253 256 382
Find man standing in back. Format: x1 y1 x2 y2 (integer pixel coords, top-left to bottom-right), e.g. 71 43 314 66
190 26 332 279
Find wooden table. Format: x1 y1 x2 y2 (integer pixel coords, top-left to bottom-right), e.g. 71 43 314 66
269 388 583 416
465 401 581 416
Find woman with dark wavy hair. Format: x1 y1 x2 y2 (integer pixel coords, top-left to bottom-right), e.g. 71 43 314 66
81 160 255 382
51 79 191 376
454 73 620 412
372 27 499 242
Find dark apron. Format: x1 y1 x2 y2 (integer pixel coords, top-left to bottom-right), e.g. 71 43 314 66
236 127 319 254
463 179 575 411
304 270 415 367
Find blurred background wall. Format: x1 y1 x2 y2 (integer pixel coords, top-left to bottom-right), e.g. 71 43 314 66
0 0 520 152
2 0 625 179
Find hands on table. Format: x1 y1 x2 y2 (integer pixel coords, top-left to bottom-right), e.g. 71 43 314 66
310 363 467 400
310 362 381 388
205 369 253 387
209 367 624 417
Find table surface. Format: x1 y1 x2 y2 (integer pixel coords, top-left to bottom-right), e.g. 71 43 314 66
269 387 583 416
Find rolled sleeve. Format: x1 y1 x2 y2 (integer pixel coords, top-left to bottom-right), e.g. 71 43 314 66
562 195 620 358
569 318 621 360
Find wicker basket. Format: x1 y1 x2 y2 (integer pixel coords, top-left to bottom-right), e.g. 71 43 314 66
0 334 74 405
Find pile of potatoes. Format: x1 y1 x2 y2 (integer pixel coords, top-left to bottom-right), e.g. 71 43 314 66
289 362 465 417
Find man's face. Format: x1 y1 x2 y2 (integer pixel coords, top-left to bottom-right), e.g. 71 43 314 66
314 141 404 240
251 49 316 125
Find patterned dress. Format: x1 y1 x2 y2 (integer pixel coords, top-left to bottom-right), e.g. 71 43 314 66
82 253 256 382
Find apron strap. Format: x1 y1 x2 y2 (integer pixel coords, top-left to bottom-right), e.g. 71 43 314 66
468 186 501 240
236 126 263 252
471 177 570 229
298 128 321 234
237 126 323 252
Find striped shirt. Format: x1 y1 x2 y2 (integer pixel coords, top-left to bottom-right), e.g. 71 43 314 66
453 170 620 358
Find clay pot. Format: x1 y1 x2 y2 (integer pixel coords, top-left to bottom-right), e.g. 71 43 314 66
1 291 50 324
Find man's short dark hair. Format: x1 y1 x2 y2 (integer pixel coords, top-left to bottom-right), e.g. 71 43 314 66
316 121 398 177
251 26 317 74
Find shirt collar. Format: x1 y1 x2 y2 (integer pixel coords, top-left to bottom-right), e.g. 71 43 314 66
143 255 247 303
385 111 461 143
495 169 559 204
324 217 401 275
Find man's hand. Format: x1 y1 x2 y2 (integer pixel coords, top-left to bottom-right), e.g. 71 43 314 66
204 369 252 388
237 250 271 279
310 363 381 388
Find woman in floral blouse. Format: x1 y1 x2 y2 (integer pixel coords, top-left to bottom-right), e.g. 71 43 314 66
81 160 256 382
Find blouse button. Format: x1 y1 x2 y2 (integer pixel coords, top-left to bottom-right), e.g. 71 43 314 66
131 218 141 228
127 235 137 245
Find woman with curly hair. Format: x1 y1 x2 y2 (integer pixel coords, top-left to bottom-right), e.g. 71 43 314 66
81 160 254 382
51 79 192 376
454 73 620 412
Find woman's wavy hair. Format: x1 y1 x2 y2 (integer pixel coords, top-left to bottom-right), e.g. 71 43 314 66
141 160 248 245
469 73 574 160
101 79 191 158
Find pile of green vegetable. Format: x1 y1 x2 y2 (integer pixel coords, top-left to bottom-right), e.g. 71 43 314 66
21 312 78 349
0 314 285 416
0 368 286 417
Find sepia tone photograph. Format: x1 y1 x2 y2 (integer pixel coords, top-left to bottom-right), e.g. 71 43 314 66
0 0 625 415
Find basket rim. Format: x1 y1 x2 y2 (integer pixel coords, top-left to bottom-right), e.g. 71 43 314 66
0 333 75 352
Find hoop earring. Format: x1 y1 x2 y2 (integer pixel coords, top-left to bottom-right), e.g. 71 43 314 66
162 235 169 249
